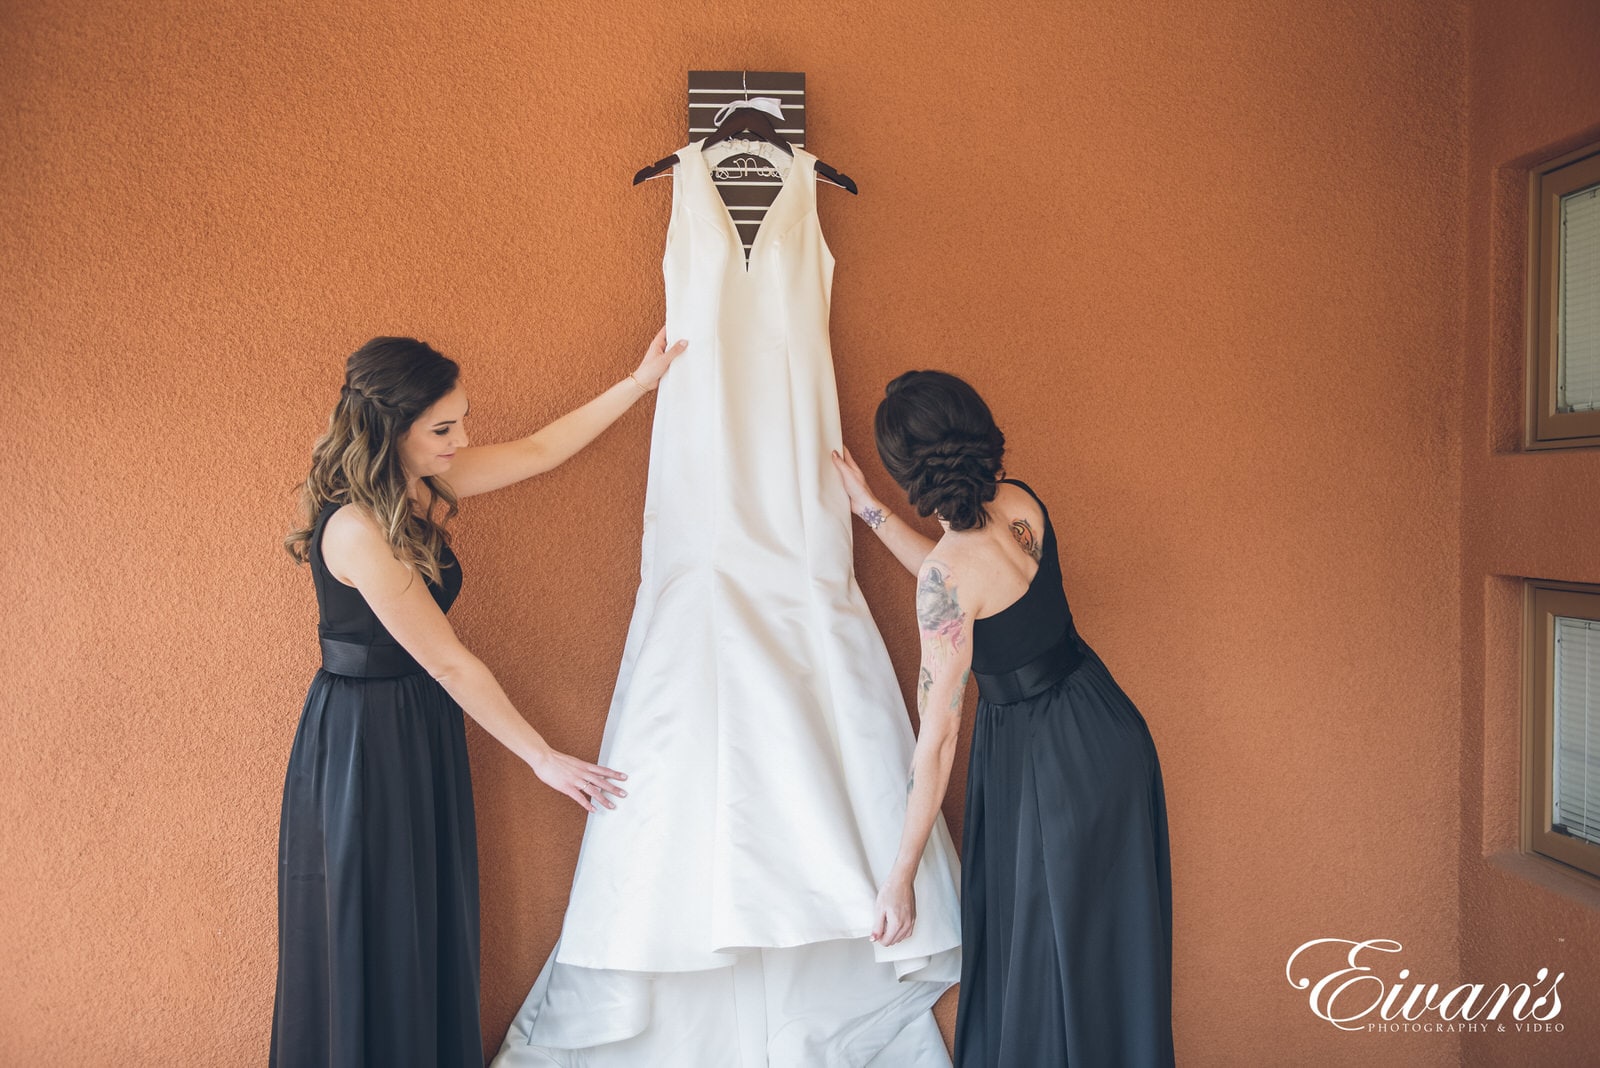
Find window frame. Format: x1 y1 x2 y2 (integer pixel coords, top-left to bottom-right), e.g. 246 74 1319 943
1523 580 1600 881
1527 145 1600 450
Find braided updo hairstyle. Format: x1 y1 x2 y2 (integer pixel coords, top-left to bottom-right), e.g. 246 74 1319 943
284 337 462 584
873 370 1006 531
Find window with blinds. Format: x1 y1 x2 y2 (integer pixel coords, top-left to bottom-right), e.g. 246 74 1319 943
1554 616 1600 846
1559 184 1600 413
1526 583 1600 880
1531 147 1600 447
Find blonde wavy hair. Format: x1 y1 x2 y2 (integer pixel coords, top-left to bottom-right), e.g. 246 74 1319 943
284 337 461 585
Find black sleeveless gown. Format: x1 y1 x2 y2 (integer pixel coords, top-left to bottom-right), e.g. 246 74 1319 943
953 479 1175 1067
271 500 484 1067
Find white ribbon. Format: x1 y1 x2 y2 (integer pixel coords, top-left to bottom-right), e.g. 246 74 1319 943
712 96 784 127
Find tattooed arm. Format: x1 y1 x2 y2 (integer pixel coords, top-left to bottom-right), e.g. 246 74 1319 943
830 445 937 574
870 556 974 948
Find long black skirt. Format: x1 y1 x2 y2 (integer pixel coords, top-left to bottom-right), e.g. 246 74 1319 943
953 639 1175 1066
271 669 484 1067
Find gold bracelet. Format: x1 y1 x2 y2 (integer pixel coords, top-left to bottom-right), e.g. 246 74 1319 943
626 372 650 398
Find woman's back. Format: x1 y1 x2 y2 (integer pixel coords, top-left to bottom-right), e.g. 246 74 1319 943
957 478 1082 695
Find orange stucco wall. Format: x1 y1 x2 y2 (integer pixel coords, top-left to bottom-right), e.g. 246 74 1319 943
1459 2 1600 1067
4 1 1595 1064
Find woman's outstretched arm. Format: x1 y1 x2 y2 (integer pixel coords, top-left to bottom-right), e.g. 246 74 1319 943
443 328 688 498
870 554 974 947
322 503 627 813
831 445 937 574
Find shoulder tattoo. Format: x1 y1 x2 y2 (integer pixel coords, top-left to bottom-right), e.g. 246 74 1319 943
1009 518 1042 562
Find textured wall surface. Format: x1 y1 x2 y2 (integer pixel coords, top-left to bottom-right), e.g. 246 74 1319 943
1459 2 1600 1066
1 0 1566 1064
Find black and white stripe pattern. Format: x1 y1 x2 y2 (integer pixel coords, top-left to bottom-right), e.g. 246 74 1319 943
688 71 806 258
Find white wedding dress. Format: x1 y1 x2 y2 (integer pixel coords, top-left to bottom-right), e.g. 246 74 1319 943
493 139 963 1067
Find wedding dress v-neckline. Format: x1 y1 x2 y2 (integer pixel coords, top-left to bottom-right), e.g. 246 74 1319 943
694 137 803 272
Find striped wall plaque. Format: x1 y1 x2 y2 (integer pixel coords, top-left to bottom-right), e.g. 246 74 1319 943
688 71 806 261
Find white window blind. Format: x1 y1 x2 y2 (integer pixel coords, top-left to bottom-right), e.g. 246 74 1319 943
1558 181 1600 413
1554 616 1600 845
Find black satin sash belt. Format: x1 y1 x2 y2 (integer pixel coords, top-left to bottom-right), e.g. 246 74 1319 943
972 628 1085 704
319 637 426 679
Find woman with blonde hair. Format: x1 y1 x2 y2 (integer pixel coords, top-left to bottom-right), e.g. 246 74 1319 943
273 330 685 1067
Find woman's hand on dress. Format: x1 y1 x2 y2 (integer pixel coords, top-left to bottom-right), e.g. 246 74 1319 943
632 327 689 390
869 872 917 947
830 446 884 521
530 748 629 813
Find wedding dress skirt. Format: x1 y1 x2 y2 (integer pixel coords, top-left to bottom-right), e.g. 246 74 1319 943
493 141 962 1067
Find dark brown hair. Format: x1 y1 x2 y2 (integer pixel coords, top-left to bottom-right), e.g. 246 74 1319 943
873 370 1006 531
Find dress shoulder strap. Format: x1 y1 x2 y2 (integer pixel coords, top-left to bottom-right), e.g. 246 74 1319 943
311 498 341 540
308 499 349 577
998 477 1055 539
998 477 1046 511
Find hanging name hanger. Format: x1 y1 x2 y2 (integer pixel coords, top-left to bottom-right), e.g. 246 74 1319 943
633 74 858 194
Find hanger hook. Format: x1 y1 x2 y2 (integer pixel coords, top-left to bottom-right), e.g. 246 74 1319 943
742 69 748 101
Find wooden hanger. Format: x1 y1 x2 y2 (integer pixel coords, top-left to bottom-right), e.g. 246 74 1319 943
633 100 858 194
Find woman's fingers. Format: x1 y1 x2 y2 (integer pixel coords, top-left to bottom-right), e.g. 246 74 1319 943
659 339 689 371
868 879 917 945
830 450 855 481
575 775 616 810
635 331 690 388
870 907 914 944
538 750 628 812
565 757 628 809
832 447 865 483
566 785 596 813
583 764 627 798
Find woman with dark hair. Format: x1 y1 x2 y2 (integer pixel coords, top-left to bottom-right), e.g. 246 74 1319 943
273 330 686 1067
831 369 1175 1066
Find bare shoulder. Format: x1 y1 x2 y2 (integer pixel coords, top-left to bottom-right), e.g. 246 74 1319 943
917 541 975 616
920 534 977 583
991 480 1044 526
322 502 383 550
321 503 401 586
990 481 1045 563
